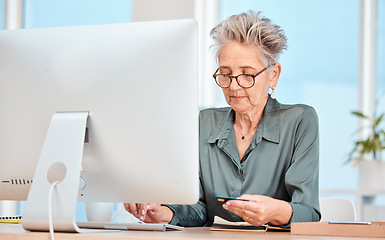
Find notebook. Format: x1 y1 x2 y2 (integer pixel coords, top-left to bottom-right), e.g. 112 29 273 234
210 216 290 232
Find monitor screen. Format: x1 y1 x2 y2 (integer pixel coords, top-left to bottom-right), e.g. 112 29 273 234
0 19 199 205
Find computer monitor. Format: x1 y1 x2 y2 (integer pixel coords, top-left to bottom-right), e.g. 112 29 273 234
0 19 199 231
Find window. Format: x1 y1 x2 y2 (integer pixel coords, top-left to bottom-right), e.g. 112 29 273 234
378 0 385 115
220 0 360 189
0 0 4 29
24 0 132 28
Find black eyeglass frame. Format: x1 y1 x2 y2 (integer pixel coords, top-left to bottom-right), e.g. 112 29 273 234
212 63 275 89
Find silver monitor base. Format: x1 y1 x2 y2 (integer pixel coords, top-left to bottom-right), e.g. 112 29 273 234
22 112 89 232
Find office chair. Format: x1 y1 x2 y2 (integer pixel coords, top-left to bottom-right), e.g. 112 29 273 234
319 197 357 221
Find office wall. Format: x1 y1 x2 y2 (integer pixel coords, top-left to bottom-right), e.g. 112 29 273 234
132 0 195 22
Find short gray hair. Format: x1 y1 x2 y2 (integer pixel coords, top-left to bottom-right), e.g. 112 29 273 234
210 11 287 66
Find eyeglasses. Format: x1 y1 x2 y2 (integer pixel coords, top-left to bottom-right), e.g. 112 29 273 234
213 64 274 88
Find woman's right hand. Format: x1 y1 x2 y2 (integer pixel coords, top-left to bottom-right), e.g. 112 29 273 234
124 203 173 224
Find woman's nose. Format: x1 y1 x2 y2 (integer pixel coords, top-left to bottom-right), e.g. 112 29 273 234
228 76 242 91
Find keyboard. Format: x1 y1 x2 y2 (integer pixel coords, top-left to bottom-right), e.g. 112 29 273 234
76 221 184 231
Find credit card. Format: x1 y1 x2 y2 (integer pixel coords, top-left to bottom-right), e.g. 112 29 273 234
216 196 250 206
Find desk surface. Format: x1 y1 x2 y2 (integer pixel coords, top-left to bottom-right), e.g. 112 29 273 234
0 223 383 240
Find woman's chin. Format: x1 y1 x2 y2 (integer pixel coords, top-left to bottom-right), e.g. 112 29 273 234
229 103 250 113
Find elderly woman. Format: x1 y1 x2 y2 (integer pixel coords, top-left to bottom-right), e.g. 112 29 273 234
125 10 320 227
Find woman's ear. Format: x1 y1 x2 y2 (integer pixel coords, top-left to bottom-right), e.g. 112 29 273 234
269 63 281 89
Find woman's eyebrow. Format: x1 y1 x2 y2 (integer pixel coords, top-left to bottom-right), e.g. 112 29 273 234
218 67 231 73
219 66 256 70
218 66 231 70
239 66 257 71
218 66 258 74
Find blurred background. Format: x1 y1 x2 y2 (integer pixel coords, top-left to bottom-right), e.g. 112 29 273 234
0 0 384 222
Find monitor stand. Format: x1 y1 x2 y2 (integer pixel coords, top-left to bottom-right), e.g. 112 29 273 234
22 112 92 233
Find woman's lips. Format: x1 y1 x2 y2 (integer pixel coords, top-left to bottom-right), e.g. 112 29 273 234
230 96 246 101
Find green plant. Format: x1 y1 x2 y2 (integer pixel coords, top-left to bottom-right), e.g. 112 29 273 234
347 111 385 166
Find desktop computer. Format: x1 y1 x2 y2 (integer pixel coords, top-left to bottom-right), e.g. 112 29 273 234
0 19 199 232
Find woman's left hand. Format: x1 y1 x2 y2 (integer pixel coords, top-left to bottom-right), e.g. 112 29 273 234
222 194 292 226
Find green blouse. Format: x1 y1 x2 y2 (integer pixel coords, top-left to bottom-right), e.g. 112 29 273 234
167 96 320 226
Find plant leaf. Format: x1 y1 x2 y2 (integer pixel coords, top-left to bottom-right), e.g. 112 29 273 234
347 110 385 165
374 114 384 127
352 111 368 119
